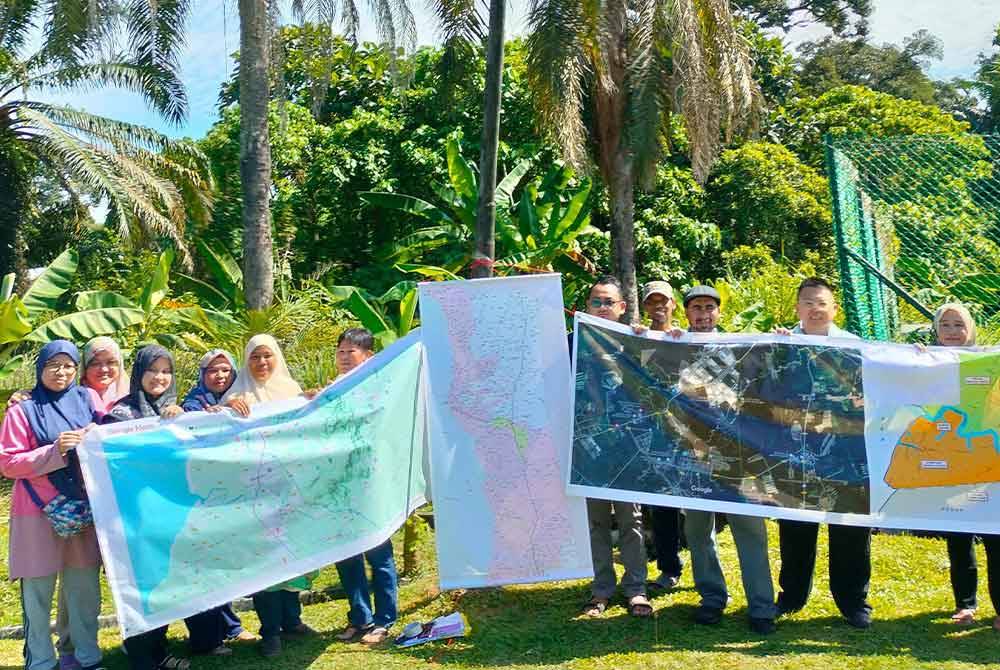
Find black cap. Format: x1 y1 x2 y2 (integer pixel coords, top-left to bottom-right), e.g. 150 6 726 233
683 285 721 307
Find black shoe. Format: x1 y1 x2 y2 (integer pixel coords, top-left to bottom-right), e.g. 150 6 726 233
694 606 724 625
845 610 872 629
260 636 282 657
749 617 776 635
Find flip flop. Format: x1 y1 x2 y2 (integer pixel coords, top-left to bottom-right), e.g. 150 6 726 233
582 597 609 617
628 595 654 618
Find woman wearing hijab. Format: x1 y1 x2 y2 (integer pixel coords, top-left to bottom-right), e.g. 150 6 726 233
0 341 104 670
921 304 1000 630
81 337 130 413
103 345 198 670
177 348 258 644
222 334 318 657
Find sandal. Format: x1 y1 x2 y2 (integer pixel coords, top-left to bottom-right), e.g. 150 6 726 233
360 626 389 645
950 608 976 625
582 597 608 617
335 624 372 642
157 655 190 670
628 594 654 618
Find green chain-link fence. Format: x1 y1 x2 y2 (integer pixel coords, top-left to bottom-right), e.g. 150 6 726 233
826 133 1000 343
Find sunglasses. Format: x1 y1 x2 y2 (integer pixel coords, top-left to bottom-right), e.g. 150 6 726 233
589 298 621 308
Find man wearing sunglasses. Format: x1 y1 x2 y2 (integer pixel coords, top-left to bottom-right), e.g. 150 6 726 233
571 276 653 619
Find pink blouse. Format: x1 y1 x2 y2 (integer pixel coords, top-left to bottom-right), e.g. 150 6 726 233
0 391 103 579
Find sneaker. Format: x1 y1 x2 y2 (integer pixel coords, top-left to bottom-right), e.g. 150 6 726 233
693 606 724 625
260 636 282 657
282 622 318 638
749 617 776 635
648 572 680 591
845 610 872 629
59 655 82 670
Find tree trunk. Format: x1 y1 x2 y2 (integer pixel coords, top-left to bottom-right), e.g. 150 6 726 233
608 149 638 323
239 0 275 310
0 145 29 291
471 0 506 279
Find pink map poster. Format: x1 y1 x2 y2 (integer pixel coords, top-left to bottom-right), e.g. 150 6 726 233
419 274 593 589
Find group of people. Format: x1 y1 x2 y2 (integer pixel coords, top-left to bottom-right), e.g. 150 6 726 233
2 274 997 670
1 329 397 670
574 274 998 636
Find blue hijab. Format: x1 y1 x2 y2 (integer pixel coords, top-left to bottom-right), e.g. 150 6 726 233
181 349 238 411
21 340 97 446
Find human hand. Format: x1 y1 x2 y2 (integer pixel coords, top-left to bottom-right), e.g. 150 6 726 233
55 430 84 456
773 327 792 336
225 398 251 418
204 405 225 413
668 327 685 339
302 388 321 400
5 390 30 409
160 405 185 420
914 343 928 353
631 323 649 336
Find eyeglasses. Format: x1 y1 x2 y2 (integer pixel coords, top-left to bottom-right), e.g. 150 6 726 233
43 363 78 374
86 360 120 369
589 298 621 308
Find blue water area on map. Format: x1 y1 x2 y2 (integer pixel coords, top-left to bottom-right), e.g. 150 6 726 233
104 432 201 614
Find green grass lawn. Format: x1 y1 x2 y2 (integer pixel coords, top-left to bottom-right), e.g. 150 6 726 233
0 517 996 669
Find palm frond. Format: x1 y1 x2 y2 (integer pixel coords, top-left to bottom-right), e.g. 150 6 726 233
121 0 192 123
525 0 591 169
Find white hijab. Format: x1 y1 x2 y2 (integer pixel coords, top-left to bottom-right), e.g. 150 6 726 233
221 334 302 406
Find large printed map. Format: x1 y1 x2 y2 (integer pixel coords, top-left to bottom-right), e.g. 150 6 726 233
569 315 870 516
419 275 592 589
79 333 427 637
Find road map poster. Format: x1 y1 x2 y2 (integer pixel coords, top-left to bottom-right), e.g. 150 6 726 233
78 333 427 637
569 314 1000 533
420 274 593 589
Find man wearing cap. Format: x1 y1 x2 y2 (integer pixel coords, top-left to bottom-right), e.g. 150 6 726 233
572 276 653 619
667 285 778 634
635 281 686 591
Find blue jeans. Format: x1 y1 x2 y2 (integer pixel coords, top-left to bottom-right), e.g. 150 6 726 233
335 540 398 629
252 590 302 639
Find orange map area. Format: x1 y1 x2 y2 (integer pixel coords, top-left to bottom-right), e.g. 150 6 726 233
884 407 1000 489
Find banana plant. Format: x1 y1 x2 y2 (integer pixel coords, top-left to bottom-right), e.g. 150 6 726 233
360 136 598 279
314 280 418 348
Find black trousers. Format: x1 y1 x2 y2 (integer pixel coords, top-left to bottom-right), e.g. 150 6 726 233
650 506 684 578
947 532 1000 611
123 626 169 670
777 519 872 616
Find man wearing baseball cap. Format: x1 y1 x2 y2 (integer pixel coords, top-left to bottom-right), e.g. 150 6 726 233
667 285 778 634
634 281 687 593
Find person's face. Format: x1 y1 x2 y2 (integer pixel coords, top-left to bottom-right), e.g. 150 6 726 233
937 310 970 346
84 350 120 391
203 355 235 394
686 297 720 332
40 354 78 393
141 357 173 398
643 293 674 328
249 346 276 383
587 284 626 321
796 286 837 335
336 341 373 376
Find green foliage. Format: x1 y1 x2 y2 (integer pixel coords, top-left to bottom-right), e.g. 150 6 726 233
775 85 973 168
705 141 833 266
734 0 871 36
796 30 943 104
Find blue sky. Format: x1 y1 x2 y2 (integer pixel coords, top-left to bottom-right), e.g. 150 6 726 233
35 0 1000 140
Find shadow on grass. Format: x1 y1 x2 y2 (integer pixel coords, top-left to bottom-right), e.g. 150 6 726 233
390 584 1000 668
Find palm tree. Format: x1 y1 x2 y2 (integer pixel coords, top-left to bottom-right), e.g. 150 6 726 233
525 0 759 319
233 0 417 311
0 1 211 279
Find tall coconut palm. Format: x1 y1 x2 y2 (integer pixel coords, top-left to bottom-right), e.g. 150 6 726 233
525 0 759 319
0 1 211 278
